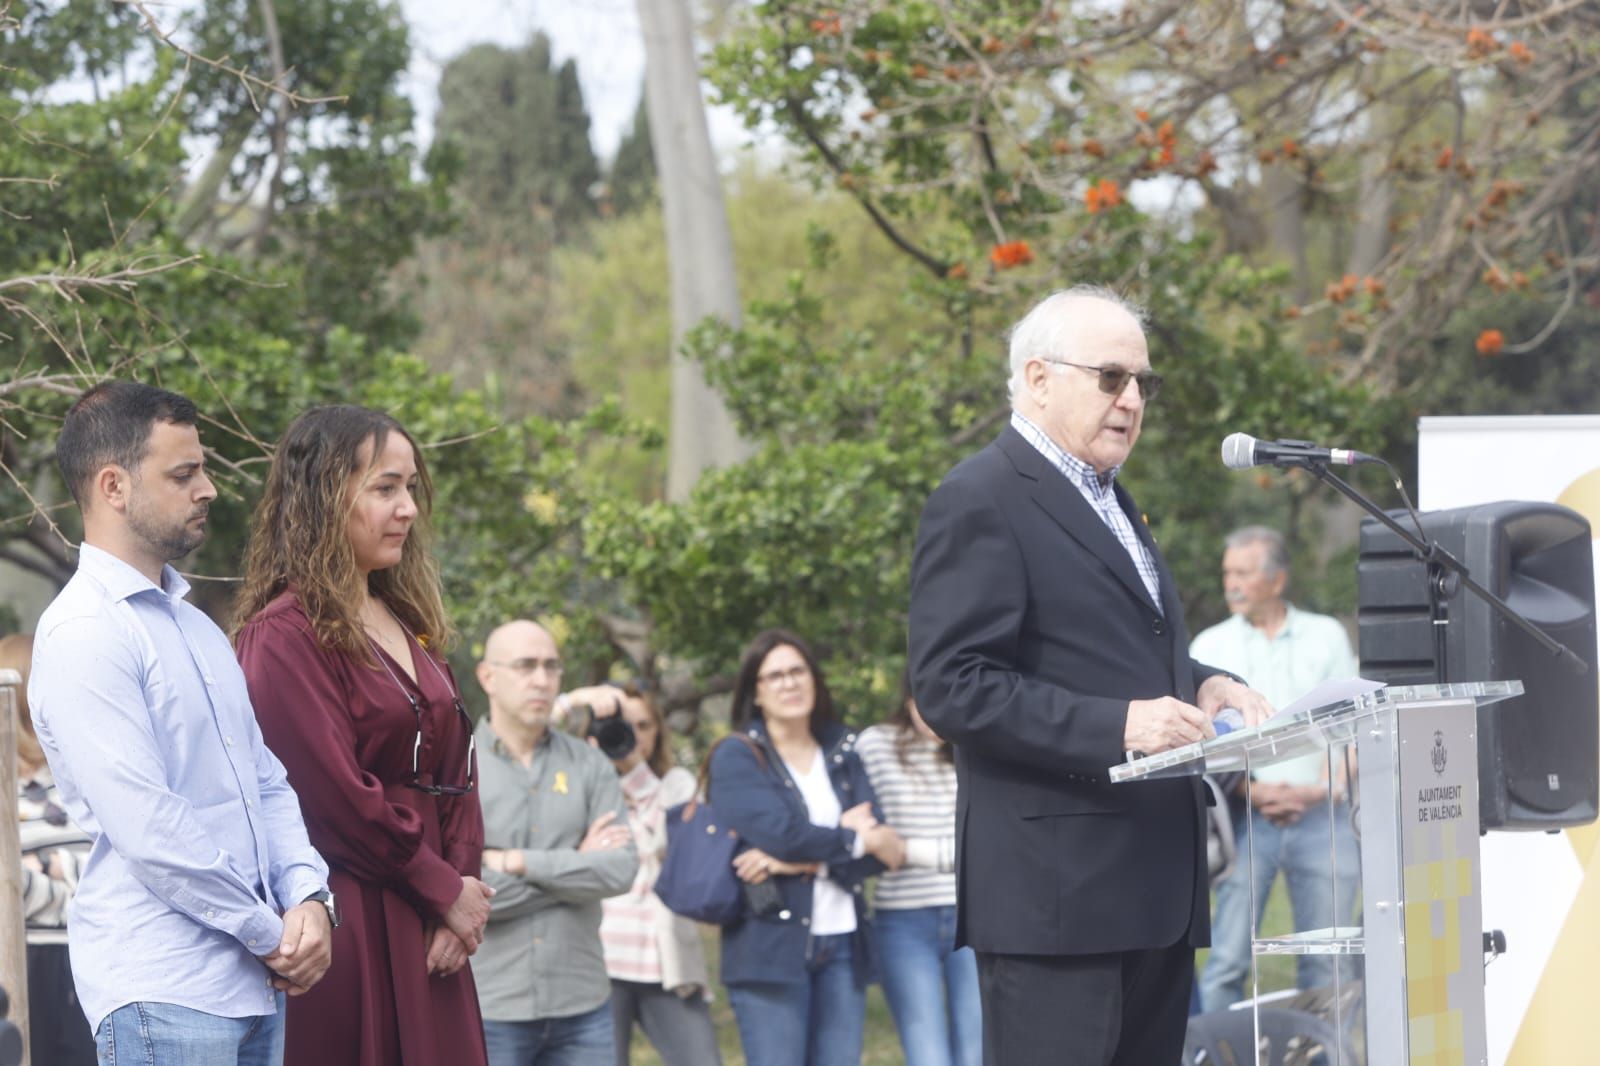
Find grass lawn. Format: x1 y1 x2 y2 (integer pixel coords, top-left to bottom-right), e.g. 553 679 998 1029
625 928 905 1065
625 879 1320 1064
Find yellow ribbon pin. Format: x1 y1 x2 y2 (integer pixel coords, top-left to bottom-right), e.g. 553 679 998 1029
553 771 569 795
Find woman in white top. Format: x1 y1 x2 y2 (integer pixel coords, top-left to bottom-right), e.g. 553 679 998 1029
708 629 904 1066
857 674 981 1066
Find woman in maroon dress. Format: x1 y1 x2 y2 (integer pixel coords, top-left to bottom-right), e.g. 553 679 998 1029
234 405 493 1065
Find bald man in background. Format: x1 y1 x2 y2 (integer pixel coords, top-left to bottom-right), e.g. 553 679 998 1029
471 620 638 1066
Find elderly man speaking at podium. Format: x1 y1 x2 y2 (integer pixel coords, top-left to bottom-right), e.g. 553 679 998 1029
908 286 1272 1066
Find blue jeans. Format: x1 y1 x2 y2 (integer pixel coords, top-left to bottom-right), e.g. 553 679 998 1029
483 1001 615 1066
875 906 982 1066
1200 796 1361 1012
96 995 284 1065
726 932 864 1066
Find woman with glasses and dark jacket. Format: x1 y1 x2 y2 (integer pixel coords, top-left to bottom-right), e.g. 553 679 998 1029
709 629 905 1066
234 405 493 1066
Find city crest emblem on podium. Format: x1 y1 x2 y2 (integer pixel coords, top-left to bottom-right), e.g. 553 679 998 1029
1430 730 1448 775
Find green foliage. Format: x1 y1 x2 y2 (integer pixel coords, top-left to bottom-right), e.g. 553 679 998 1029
551 164 951 500
434 34 601 243
608 93 657 216
580 196 1393 713
0 0 143 90
2 1 597 667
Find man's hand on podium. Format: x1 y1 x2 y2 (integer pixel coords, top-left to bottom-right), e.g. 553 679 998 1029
1196 675 1275 728
1124 696 1213 754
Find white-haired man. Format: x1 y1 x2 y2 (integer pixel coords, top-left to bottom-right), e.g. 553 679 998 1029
909 287 1273 1065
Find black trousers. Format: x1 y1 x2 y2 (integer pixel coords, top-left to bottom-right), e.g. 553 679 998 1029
26 943 98 1066
975 943 1194 1066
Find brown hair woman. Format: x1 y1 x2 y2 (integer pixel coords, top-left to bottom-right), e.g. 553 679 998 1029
233 405 492 1066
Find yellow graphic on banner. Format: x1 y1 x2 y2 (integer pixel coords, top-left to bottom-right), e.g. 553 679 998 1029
1404 839 1473 1066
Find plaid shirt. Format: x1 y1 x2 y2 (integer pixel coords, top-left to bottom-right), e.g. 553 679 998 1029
1010 411 1163 613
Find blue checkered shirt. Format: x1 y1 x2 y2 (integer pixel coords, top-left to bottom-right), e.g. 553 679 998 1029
1010 411 1164 613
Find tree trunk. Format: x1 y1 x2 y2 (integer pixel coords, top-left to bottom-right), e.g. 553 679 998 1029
635 0 751 501
1262 161 1312 304
1347 129 1395 279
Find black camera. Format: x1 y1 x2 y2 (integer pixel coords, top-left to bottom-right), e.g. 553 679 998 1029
586 708 637 761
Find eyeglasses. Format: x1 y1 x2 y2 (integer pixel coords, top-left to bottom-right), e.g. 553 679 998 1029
757 665 811 687
488 657 564 677
370 633 477 796
403 692 478 796
1045 359 1163 401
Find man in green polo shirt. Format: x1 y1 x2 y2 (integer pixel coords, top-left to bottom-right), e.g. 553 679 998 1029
1193 526 1360 1012
472 619 639 1065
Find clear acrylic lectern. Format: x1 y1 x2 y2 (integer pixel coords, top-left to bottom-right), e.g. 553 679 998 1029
1110 681 1523 1065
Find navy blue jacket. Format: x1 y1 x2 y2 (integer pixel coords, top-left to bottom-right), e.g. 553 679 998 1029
709 718 885 987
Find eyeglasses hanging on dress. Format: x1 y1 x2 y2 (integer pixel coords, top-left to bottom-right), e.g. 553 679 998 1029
368 628 477 796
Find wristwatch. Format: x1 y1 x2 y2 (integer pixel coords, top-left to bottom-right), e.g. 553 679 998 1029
303 889 340 929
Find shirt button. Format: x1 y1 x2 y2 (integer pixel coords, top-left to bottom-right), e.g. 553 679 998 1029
225 736 235 746
206 909 216 918
248 938 257 946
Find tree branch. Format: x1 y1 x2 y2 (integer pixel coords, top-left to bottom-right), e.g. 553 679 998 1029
783 95 952 279
113 0 343 110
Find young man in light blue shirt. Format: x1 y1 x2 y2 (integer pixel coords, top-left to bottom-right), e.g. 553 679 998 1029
1192 525 1360 1012
29 381 335 1065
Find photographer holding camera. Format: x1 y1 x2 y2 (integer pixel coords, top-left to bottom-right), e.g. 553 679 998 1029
472 620 639 1066
587 682 723 1066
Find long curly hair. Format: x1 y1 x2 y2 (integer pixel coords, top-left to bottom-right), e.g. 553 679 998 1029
231 405 454 658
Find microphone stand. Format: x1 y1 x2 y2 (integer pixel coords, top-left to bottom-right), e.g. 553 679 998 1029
1285 458 1589 678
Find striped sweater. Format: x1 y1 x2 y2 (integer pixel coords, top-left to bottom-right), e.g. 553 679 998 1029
856 724 957 910
20 765 91 945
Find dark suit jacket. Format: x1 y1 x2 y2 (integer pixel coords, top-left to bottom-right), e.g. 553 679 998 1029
908 425 1224 957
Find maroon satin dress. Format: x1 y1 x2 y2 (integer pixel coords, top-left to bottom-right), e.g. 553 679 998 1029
237 591 487 1066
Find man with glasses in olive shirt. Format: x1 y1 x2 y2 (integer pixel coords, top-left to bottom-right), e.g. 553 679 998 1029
472 619 639 1066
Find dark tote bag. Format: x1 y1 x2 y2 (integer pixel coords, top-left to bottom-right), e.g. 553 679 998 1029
656 734 766 925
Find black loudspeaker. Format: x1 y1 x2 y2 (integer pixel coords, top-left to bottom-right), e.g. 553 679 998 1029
1358 501 1598 831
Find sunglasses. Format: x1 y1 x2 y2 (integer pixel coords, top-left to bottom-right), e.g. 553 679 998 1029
369 632 477 796
402 692 478 797
1046 359 1163 401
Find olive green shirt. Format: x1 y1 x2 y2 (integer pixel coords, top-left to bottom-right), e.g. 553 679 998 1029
471 718 637 1021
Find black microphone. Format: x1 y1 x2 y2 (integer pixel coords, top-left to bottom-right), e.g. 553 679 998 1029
1221 433 1378 470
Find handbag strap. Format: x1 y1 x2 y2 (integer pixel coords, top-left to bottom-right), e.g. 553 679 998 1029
677 732 768 823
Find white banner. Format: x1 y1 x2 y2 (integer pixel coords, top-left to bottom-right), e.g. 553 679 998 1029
1418 414 1600 1066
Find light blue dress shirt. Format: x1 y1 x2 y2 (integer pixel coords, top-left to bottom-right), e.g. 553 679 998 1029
28 544 328 1030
